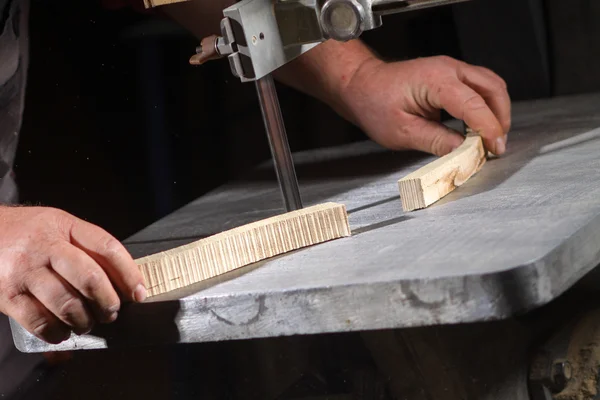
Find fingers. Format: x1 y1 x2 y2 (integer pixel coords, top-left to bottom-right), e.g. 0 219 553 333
433 80 506 156
405 115 465 156
0 207 145 346
459 64 512 134
67 218 146 303
5 293 71 344
27 268 93 335
49 241 121 324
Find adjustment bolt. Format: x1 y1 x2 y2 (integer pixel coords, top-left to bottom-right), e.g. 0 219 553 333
320 0 365 42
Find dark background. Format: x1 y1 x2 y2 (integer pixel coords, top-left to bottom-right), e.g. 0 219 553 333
10 1 600 399
17 0 600 242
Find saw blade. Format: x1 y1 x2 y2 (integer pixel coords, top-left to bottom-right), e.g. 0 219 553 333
255 74 303 212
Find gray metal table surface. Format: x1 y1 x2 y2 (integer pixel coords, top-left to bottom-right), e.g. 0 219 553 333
12 92 600 352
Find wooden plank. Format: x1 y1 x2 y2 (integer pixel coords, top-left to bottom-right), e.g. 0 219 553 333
398 134 487 212
135 203 351 297
143 0 189 8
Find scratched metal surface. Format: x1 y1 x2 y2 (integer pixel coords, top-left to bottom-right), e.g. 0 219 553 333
12 92 600 352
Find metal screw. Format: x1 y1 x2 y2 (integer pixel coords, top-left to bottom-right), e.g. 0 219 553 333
552 360 572 392
320 0 365 42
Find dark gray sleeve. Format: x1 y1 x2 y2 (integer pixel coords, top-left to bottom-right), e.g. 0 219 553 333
0 0 28 204
0 2 41 398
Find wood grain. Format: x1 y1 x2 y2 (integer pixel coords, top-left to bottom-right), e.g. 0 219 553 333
398 134 487 212
143 0 189 8
135 203 351 297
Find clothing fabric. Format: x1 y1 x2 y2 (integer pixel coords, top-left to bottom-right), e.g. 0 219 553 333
0 0 26 204
0 0 45 398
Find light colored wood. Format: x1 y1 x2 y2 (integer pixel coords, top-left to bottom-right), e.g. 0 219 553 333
135 203 351 297
143 0 189 8
398 134 487 212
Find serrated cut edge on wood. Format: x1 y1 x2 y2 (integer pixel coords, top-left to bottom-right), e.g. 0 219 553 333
135 203 351 297
398 134 487 212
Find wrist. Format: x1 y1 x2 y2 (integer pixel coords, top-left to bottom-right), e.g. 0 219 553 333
274 39 381 125
333 54 384 125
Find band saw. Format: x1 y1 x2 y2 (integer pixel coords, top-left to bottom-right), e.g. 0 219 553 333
11 1 600 399
189 0 473 212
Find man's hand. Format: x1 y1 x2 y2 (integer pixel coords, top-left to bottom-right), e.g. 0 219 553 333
275 40 511 157
338 55 511 156
0 206 146 344
160 2 511 156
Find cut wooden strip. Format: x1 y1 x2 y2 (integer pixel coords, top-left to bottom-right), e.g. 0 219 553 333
135 203 351 297
143 0 189 8
398 134 487 212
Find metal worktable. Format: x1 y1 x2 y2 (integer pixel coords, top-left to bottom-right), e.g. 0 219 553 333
12 92 600 353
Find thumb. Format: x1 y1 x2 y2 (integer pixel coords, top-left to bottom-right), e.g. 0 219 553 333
410 119 465 157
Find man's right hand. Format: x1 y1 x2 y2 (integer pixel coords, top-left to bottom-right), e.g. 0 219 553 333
0 206 147 344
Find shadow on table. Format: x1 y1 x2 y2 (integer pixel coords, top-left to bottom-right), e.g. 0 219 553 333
124 144 427 253
248 114 600 213
248 140 431 196
433 118 600 207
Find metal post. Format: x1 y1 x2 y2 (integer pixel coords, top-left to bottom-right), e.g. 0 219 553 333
255 74 303 212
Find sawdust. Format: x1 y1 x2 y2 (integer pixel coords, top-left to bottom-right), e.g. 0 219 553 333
555 311 600 400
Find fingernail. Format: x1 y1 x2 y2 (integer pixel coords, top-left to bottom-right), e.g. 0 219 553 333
134 284 147 303
495 136 506 155
107 312 118 323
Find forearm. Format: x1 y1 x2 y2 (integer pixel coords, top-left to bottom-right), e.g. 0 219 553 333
162 1 379 119
109 0 511 157
273 39 378 123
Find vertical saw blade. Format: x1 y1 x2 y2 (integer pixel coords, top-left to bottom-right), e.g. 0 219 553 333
255 74 303 212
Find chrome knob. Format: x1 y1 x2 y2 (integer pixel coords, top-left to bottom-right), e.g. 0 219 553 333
320 0 365 42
